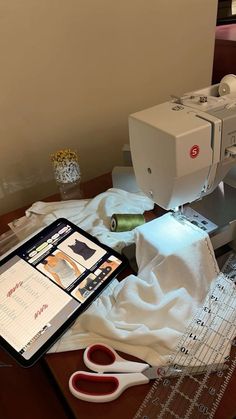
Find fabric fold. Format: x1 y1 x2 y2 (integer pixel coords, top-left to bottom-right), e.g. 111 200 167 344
25 188 154 252
48 213 236 368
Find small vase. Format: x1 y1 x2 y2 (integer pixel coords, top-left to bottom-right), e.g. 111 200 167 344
57 177 82 200
51 150 82 200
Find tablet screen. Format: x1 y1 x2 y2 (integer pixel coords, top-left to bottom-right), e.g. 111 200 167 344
0 218 126 367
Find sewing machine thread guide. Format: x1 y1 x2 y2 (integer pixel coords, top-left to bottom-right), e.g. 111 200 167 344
134 253 236 419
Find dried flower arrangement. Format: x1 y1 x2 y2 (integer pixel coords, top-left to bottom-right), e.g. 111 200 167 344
50 149 79 164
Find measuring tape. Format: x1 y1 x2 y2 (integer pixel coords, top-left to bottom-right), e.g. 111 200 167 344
134 252 236 419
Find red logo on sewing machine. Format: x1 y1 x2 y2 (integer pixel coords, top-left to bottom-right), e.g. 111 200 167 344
190 145 200 158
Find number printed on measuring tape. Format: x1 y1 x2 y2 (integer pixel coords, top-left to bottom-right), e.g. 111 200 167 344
203 306 211 313
189 333 197 340
163 379 170 387
208 387 216 396
198 404 209 415
196 319 205 326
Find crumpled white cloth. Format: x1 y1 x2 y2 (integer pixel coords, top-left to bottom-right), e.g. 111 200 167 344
49 213 236 367
25 188 154 252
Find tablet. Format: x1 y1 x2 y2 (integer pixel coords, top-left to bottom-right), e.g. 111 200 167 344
0 218 127 367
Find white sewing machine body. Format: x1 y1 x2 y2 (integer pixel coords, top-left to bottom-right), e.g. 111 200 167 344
129 76 236 250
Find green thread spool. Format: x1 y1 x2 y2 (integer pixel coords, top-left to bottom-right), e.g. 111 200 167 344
110 213 145 232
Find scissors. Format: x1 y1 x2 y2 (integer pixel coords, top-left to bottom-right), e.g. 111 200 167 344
68 342 225 403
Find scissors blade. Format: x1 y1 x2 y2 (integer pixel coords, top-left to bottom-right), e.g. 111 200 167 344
143 362 227 380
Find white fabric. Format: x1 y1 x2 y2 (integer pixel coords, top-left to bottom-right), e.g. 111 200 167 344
49 214 236 367
25 188 154 252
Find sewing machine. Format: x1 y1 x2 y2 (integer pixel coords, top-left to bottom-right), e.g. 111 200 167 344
129 75 236 250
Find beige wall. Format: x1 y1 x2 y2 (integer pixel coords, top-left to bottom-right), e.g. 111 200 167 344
0 0 218 214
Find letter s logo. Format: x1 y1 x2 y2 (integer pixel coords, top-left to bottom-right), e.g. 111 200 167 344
190 145 200 158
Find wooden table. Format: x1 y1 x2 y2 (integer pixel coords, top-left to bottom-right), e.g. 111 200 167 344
0 173 235 419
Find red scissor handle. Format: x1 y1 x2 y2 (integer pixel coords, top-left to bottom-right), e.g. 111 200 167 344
69 370 148 403
83 343 148 373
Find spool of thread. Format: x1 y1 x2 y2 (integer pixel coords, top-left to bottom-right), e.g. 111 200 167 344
110 213 145 232
218 74 236 96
